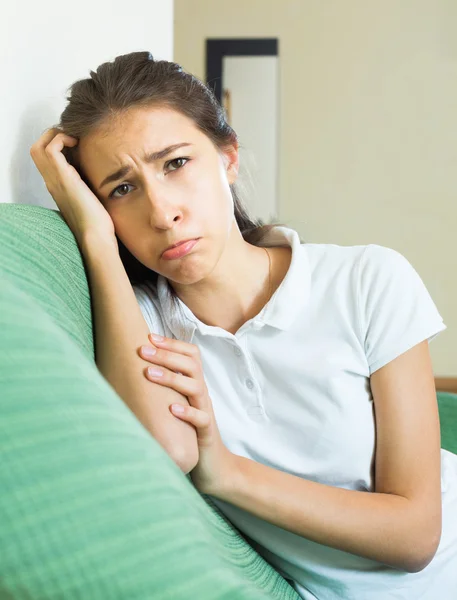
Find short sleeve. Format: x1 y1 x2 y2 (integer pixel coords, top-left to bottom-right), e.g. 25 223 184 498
132 282 167 336
357 245 446 375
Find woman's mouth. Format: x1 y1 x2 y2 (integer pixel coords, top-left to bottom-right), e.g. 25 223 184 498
161 238 200 260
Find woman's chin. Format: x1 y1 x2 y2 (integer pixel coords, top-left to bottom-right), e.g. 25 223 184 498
161 258 209 286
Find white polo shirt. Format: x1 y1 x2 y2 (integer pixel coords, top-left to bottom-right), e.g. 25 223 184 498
133 226 457 600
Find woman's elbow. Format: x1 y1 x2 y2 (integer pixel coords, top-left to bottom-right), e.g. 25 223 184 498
170 443 199 474
146 408 199 474
406 527 442 573
159 422 199 474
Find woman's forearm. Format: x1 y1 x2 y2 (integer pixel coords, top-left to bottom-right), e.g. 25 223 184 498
214 454 438 573
80 233 198 472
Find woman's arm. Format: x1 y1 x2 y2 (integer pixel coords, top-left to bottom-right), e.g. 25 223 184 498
213 341 442 573
81 233 199 473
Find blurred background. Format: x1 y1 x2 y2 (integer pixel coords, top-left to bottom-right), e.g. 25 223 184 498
2 0 456 381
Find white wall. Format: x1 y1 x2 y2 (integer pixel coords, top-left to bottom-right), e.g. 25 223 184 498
1 0 173 208
174 0 457 377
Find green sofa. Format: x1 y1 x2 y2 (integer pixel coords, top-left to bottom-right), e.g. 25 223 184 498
1 203 456 599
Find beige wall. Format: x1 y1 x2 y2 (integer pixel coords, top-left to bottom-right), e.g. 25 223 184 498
174 0 457 376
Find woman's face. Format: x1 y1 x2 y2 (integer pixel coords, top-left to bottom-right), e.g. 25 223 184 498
77 105 239 285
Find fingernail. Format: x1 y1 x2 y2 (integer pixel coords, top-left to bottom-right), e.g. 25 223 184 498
150 334 164 342
141 345 156 357
147 367 163 377
171 404 184 413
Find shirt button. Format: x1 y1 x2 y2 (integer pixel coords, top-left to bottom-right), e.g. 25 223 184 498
246 378 254 390
234 347 242 357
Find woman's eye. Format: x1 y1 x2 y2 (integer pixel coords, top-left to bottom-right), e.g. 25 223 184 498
108 157 189 199
109 183 134 199
166 157 189 172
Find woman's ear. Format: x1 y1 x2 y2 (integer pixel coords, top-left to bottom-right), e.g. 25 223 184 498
222 143 239 185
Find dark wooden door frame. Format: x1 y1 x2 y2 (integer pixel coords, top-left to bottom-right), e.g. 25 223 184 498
206 38 278 104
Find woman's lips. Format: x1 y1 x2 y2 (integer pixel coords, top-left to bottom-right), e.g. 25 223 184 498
161 238 200 260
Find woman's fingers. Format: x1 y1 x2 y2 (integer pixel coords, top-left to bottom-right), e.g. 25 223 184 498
141 334 213 413
148 333 200 359
170 404 211 430
45 130 79 162
33 128 57 151
31 128 75 161
139 344 197 378
145 366 202 400
31 129 79 190
43 130 79 174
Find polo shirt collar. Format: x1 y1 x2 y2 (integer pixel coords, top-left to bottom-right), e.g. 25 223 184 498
156 226 310 342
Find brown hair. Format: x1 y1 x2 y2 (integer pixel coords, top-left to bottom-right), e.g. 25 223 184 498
54 50 287 287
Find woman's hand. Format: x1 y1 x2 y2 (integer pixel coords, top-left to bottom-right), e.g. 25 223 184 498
138 333 236 495
30 128 116 246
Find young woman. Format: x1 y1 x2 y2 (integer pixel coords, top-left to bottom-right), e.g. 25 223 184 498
30 51 457 599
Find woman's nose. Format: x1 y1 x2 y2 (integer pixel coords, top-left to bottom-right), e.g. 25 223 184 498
146 189 183 230
149 206 182 230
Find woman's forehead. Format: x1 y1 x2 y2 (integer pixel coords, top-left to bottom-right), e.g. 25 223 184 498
77 111 210 184
82 108 203 156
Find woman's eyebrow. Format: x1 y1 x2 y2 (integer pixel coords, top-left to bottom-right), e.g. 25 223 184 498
98 142 193 190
